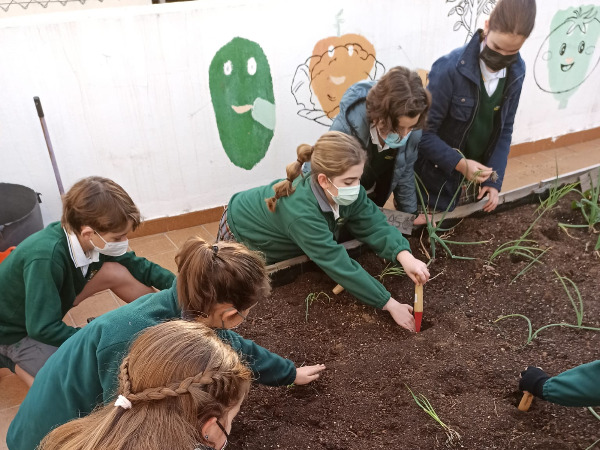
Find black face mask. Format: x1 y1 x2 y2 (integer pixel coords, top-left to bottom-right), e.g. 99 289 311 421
480 44 519 72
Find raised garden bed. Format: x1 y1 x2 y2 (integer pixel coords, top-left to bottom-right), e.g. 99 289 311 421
233 186 600 449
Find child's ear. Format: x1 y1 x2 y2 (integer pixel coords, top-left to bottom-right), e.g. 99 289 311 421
200 417 219 444
79 226 94 240
221 308 239 322
317 173 329 191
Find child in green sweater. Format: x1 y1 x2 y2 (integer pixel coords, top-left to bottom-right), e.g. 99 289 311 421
0 176 175 386
219 131 430 331
39 320 251 450
8 237 324 450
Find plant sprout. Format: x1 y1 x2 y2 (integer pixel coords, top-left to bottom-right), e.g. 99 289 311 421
406 384 461 447
378 262 406 281
304 291 331 322
415 173 489 261
558 170 600 251
494 273 600 346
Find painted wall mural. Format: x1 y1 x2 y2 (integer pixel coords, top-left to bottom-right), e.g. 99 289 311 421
209 37 275 170
534 5 600 109
447 0 497 43
291 11 384 127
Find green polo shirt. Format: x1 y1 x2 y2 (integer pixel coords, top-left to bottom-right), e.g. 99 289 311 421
7 281 296 450
0 222 175 347
227 174 411 309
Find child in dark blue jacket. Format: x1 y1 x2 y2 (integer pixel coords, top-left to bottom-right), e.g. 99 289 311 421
416 0 537 212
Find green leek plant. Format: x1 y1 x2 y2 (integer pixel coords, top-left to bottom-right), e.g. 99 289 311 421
406 385 461 447
415 173 489 261
558 170 600 251
494 272 600 346
378 262 406 282
304 291 331 322
585 407 600 449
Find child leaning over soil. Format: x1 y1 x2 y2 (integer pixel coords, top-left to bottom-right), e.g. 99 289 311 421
519 361 600 407
415 0 537 212
7 237 324 450
0 176 175 387
218 131 430 331
39 320 251 450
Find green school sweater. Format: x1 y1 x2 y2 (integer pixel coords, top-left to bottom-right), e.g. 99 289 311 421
543 360 600 407
227 175 411 309
0 222 175 347
6 281 296 450
464 77 505 163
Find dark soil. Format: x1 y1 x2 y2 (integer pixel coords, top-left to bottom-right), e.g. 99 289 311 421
233 192 600 449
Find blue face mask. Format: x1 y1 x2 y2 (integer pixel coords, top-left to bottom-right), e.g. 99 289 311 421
384 131 412 149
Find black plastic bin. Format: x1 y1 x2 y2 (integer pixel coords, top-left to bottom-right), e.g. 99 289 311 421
0 183 43 251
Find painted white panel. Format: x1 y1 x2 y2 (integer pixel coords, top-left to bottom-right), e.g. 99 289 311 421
0 0 598 224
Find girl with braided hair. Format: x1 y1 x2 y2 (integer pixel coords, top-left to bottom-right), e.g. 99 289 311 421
8 237 324 450
39 320 250 450
219 131 429 332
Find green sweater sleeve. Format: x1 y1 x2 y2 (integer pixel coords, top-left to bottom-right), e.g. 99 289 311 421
216 329 296 386
100 341 131 404
543 360 600 407
105 251 176 290
23 259 78 347
287 215 391 309
345 190 411 261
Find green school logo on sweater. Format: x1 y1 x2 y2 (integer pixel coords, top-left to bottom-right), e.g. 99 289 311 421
209 37 276 170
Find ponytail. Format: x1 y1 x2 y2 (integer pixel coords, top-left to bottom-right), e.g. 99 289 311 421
265 144 314 212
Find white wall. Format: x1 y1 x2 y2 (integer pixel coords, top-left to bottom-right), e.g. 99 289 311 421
1 0 598 225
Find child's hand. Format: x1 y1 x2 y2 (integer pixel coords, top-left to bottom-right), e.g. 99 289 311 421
478 186 499 212
455 158 493 183
294 364 326 385
383 298 415 331
397 251 430 285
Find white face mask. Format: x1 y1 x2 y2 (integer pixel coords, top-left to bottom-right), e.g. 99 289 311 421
91 231 129 257
327 178 360 206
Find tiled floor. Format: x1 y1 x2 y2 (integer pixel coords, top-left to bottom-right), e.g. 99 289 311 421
2 138 600 449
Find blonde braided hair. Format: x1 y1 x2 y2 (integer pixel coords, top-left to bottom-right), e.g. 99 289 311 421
39 321 252 450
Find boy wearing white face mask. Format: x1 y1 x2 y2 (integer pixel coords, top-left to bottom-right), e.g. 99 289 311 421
0 176 175 386
218 131 430 331
329 67 431 226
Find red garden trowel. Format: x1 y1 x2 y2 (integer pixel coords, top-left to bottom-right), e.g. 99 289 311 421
414 284 423 332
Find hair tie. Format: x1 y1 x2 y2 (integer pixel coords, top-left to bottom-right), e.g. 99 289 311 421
287 177 294 183
212 244 218 255
296 159 303 165
114 395 132 410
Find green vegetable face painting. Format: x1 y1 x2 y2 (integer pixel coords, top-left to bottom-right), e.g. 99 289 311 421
209 37 275 170
534 6 600 109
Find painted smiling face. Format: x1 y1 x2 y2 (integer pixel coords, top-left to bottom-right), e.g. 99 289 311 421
309 34 377 119
209 37 275 170
534 6 600 108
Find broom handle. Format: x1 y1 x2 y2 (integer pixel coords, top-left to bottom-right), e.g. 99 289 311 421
34 97 65 195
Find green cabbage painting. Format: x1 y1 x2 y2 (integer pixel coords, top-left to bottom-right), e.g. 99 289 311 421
534 6 600 109
209 37 275 170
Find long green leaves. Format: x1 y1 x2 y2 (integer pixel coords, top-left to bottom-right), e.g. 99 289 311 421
415 173 489 261
494 273 600 346
304 291 331 322
406 385 461 447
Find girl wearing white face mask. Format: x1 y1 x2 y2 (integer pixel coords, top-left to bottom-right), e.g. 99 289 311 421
0 176 175 386
219 131 430 332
